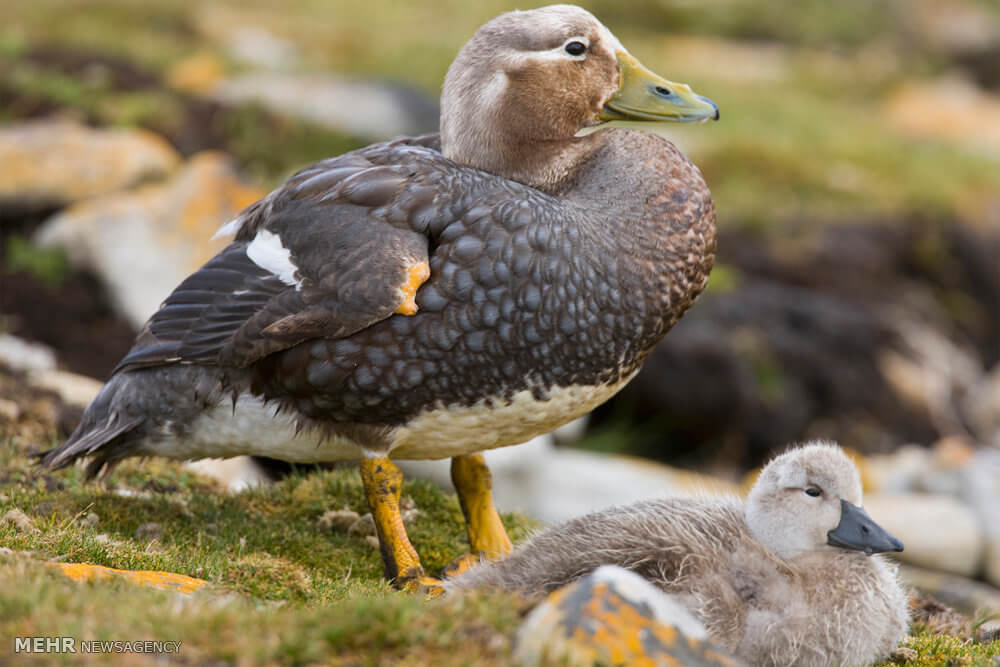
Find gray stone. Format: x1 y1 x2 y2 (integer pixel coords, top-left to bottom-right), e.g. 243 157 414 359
898 563 1000 618
35 152 264 328
134 522 163 542
27 369 102 408
0 334 56 373
2 509 38 534
515 565 742 667
317 509 361 532
211 73 438 141
864 492 983 576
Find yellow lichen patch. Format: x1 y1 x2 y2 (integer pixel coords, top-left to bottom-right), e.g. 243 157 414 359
53 562 208 595
518 570 741 666
395 261 431 316
884 78 1000 156
166 52 226 94
0 119 180 205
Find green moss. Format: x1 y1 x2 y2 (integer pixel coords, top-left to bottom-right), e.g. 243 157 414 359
0 432 536 603
220 103 367 186
0 429 536 662
0 556 524 665
704 262 740 294
3 235 71 288
874 633 1000 667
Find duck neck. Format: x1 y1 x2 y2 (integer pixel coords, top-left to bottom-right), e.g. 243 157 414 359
442 129 603 194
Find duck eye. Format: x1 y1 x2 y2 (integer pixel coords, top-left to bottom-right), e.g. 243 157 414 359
804 487 822 498
564 41 587 56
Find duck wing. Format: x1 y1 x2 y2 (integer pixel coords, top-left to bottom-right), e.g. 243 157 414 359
114 140 441 374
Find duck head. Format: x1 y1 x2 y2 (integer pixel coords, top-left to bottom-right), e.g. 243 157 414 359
440 4 718 190
746 442 904 560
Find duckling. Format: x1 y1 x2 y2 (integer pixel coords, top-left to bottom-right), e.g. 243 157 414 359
448 442 909 667
39 5 719 590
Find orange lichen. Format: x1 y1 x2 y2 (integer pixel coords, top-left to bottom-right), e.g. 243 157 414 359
53 562 208 595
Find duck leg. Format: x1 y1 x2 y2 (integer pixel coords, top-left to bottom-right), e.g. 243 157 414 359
360 456 442 594
443 453 513 577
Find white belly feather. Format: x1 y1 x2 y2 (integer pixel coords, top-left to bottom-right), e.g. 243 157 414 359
142 372 636 462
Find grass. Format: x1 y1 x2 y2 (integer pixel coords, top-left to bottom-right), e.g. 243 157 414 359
0 427 534 664
2 425 997 664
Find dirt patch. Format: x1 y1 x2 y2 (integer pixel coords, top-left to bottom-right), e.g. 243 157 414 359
0 268 135 381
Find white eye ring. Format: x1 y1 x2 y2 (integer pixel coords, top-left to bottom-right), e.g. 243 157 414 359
561 37 589 59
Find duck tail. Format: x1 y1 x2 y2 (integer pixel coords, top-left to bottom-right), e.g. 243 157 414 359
37 374 145 479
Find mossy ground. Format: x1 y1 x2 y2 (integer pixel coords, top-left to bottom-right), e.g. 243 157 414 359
1 424 996 664
0 428 534 664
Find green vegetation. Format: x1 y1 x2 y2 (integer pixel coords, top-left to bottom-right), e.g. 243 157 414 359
2 431 996 664
1 0 996 223
882 633 1000 667
3 235 70 288
0 431 533 663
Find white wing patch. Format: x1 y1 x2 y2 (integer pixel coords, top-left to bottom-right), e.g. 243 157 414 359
246 229 301 288
211 216 244 240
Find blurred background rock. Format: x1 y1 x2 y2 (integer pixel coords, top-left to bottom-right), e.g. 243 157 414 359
1 0 998 601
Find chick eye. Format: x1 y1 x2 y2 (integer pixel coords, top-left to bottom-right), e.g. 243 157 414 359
564 41 587 56
804 487 822 498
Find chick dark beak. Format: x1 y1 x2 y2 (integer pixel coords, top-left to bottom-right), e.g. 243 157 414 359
827 499 904 555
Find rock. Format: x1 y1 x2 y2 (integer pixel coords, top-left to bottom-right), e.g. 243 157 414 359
134 522 163 542
0 334 56 373
515 565 742 667
865 493 983 576
222 26 300 71
890 646 919 663
166 52 226 94
903 1 1000 54
909 592 973 638
977 619 1000 644
2 508 38 534
317 509 361 532
884 77 1000 156
0 119 180 210
52 562 208 595
186 456 274 492
899 564 1000 618
211 73 439 141
966 364 1000 448
32 502 57 518
347 513 376 537
400 432 742 525
26 369 102 408
962 448 1000 587
35 151 265 328
0 398 20 422
81 512 100 529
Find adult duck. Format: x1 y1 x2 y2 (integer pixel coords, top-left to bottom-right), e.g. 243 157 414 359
41 4 720 590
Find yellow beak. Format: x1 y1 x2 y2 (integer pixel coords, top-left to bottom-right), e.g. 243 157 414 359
599 51 719 123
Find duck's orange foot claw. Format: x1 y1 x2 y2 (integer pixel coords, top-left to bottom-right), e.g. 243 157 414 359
397 572 446 598
441 553 483 580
